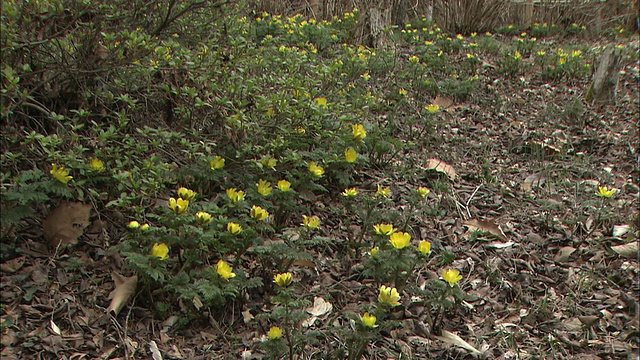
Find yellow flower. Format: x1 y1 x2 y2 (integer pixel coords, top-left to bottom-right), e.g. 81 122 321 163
409 55 419 63
215 260 236 280
456 34 464 40
537 50 546 56
210 156 225 170
374 223 396 235
256 179 273 196
50 164 72 184
177 187 196 201
277 180 292 192
296 127 306 135
426 104 439 113
418 240 431 255
90 158 105 172
390 232 411 249
140 223 150 231
442 268 462 286
369 247 380 259
378 285 401 306
169 197 189 214
399 88 407 96
597 186 617 198
361 312 378 328
308 162 324 177
268 326 283 340
376 185 391 198
345 147 357 163
195 211 213 225
417 186 430 198
273 272 293 287
513 51 522 61
151 243 169 260
361 72 371 80
342 187 358 197
227 222 243 235
571 50 582 58
302 215 321 229
314 97 327 108
250 205 269 220
127 220 140 229
226 188 245 203
559 57 567 65
352 124 367 141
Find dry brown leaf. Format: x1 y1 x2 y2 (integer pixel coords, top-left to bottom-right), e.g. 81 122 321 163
107 272 137 316
554 246 577 263
611 242 638 259
528 140 560 157
42 202 91 246
463 219 508 241
521 173 546 191
425 158 457 181
0 256 25 273
433 95 454 109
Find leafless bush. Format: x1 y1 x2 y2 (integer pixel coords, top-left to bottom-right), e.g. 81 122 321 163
433 0 509 34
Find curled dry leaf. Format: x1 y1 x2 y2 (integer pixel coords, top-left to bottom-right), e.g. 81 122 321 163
42 202 91 247
107 272 138 316
463 219 508 241
425 158 457 181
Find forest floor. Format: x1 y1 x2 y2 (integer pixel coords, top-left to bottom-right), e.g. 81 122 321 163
1 30 639 360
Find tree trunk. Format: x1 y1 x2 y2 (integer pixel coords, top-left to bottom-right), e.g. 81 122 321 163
585 44 623 107
367 0 394 48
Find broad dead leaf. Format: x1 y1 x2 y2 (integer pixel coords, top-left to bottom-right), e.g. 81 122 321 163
42 202 91 246
612 225 630 238
1 256 25 273
242 309 254 323
435 330 482 355
107 272 138 316
306 296 333 317
611 242 638 259
463 219 508 241
433 95 454 109
425 158 457 181
521 173 546 191
302 296 333 327
554 246 577 263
